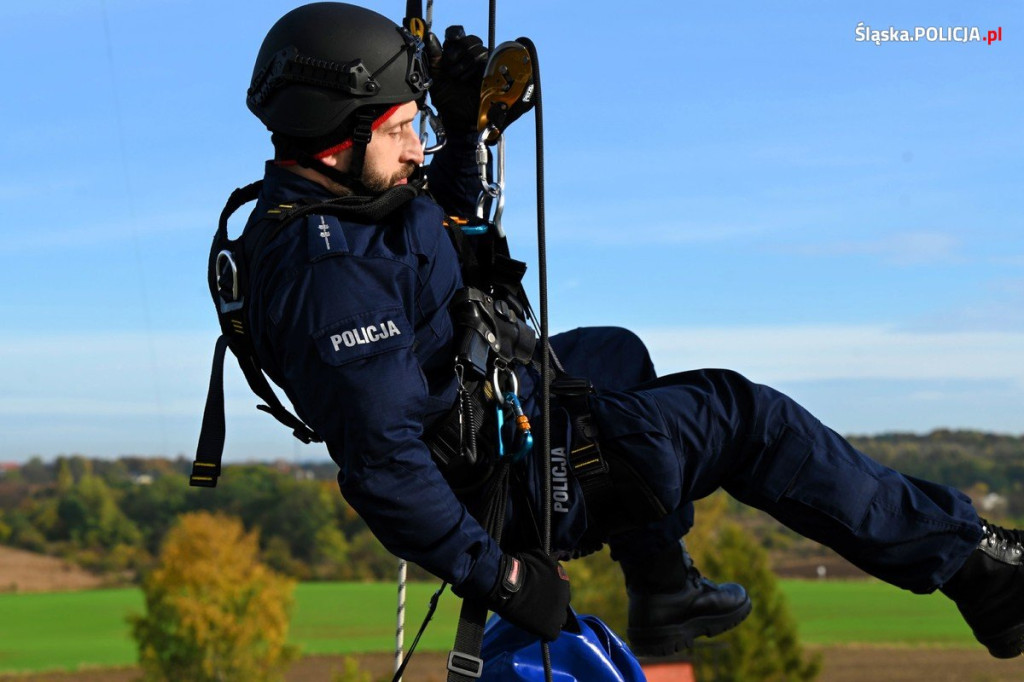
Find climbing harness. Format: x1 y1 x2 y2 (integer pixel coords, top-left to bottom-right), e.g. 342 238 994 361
191 183 420 488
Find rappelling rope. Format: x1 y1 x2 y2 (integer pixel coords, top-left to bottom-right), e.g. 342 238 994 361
394 560 408 681
516 31 555 682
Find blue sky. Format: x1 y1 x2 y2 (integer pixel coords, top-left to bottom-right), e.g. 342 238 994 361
0 1 1021 462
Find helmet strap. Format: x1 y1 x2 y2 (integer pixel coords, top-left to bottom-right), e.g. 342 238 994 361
272 107 391 193
344 111 377 182
272 110 381 195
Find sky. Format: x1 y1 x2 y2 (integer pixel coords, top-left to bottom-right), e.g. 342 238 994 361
0 0 1021 463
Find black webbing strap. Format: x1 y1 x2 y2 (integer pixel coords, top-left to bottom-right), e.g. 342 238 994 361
346 110 377 182
192 334 320 488
446 459 513 681
237 351 321 444
551 377 616 517
191 335 231 487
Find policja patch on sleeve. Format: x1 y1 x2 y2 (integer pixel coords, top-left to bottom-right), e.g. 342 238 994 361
313 306 413 366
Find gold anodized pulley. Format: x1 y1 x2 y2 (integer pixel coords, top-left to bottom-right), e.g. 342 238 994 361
477 41 533 143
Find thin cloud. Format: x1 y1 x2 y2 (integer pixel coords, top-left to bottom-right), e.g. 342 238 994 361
784 231 962 265
634 324 1024 385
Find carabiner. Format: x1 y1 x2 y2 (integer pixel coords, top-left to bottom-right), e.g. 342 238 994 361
491 362 518 406
418 102 447 155
494 402 505 458
474 132 507 237
503 392 533 461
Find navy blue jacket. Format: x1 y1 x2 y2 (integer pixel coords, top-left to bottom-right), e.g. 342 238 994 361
245 140 585 599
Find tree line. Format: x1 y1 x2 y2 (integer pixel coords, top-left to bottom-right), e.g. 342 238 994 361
2 429 1022 584
849 429 1024 516
0 455 418 583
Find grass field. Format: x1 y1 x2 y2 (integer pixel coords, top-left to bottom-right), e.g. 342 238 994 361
0 579 975 674
781 579 972 647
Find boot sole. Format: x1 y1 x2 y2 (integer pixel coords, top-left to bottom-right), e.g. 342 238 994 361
627 597 753 657
978 621 1024 659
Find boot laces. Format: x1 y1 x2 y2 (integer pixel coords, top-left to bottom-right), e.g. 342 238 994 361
981 518 1024 553
685 563 707 590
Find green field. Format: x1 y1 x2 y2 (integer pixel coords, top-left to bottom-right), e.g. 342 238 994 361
781 579 972 647
0 579 975 674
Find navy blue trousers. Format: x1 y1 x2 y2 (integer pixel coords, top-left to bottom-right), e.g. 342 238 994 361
552 327 982 594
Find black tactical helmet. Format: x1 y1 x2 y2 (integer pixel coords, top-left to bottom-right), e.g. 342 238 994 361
247 2 431 139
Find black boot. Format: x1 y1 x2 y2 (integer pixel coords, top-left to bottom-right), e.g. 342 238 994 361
941 519 1024 658
622 540 752 657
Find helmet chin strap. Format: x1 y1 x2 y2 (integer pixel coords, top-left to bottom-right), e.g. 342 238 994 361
275 110 380 195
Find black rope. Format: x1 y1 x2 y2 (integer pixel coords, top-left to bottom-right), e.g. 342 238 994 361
390 583 448 682
517 34 554 682
488 0 496 51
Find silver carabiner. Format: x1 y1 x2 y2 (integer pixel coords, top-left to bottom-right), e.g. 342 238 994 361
419 102 447 155
491 362 519 406
474 130 507 237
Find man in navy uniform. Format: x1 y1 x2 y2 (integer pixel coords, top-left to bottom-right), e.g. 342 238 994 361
230 2 1024 658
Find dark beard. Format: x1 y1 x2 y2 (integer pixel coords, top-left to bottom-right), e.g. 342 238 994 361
362 162 416 193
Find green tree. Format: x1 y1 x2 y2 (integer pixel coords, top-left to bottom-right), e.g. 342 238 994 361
310 524 351 580
18 456 53 485
686 494 820 682
60 472 142 550
0 511 11 543
55 458 75 497
257 477 338 565
571 493 820 682
130 511 299 682
120 474 195 553
567 547 629 634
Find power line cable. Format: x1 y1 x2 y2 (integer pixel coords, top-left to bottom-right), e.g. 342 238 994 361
99 0 168 455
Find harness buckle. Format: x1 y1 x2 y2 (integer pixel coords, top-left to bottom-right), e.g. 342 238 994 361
447 651 484 678
189 461 220 488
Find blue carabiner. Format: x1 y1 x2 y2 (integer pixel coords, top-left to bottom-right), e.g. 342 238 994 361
503 392 534 461
494 402 505 458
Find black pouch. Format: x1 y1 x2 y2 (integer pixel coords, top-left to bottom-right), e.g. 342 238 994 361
422 380 498 495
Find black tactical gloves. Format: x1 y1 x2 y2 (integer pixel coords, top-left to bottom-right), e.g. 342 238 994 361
487 549 571 641
428 26 489 134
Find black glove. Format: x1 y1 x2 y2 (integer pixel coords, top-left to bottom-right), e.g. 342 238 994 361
487 549 571 641
428 26 489 134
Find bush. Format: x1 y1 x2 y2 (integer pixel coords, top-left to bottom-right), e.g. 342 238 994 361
130 511 299 682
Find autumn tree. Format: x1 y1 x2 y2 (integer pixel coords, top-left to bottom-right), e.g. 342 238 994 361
130 511 299 682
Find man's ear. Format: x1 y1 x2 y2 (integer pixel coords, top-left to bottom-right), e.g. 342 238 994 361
319 149 351 171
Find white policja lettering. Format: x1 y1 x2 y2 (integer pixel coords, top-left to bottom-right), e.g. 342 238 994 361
551 447 570 513
330 320 402 351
